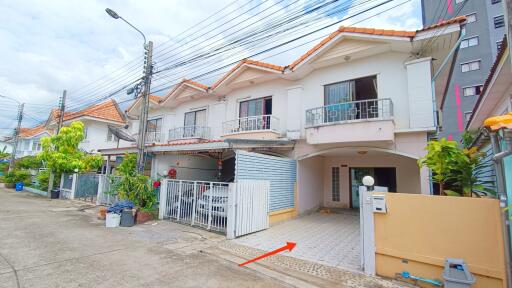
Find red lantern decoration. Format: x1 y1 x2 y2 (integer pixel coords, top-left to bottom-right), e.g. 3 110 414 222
153 180 161 189
168 168 177 179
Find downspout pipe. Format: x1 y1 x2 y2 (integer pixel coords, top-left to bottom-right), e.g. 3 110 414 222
489 129 512 288
431 29 466 131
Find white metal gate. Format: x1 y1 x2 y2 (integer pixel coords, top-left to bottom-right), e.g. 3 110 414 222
159 179 270 237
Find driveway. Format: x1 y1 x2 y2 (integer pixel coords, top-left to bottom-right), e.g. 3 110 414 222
234 211 361 271
0 188 285 288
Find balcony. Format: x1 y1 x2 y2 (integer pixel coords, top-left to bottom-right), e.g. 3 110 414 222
145 131 162 143
222 115 280 140
305 98 395 145
168 126 211 142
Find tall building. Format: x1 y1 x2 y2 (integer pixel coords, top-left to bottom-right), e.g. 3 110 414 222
421 0 507 141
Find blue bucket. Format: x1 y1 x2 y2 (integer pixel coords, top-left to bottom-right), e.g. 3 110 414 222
15 182 24 192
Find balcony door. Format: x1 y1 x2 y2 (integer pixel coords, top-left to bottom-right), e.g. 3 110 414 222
184 109 206 138
324 76 377 122
239 97 272 130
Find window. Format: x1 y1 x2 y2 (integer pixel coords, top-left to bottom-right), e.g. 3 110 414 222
239 97 272 118
497 40 504 52
331 167 340 202
461 25 466 35
494 15 505 28
460 36 479 48
455 0 464 3
464 112 472 122
31 140 41 151
463 85 483 97
184 109 207 138
465 13 477 23
107 129 118 142
461 60 481 72
146 118 162 141
491 0 501 4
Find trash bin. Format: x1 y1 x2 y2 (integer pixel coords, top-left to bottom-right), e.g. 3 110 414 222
50 189 60 199
15 182 24 192
443 258 475 288
106 213 121 228
120 209 135 227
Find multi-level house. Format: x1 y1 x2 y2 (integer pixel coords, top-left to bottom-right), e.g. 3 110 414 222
100 17 466 221
422 0 507 142
12 99 127 159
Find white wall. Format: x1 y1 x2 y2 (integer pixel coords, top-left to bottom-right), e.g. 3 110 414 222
297 156 324 214
79 120 122 153
154 154 218 181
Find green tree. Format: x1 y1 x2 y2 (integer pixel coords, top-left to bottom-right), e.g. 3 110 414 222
15 155 43 170
38 121 103 174
111 154 156 210
418 138 465 195
0 146 9 159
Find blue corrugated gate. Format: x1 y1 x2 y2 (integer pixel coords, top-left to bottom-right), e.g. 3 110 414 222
234 150 296 212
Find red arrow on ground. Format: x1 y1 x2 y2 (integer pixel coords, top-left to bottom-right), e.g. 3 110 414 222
239 242 297 266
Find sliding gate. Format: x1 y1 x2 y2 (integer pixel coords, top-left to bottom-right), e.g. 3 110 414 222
159 179 270 237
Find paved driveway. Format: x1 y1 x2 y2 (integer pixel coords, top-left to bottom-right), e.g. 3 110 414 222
0 189 286 288
234 211 361 271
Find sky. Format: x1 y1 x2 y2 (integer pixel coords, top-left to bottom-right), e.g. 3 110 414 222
0 0 422 137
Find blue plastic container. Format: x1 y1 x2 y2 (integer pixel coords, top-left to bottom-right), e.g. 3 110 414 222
15 182 24 192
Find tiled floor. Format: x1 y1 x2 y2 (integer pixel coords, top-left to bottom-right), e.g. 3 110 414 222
233 211 361 271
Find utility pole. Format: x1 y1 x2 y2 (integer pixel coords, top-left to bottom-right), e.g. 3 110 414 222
9 103 24 172
57 90 66 134
136 41 153 173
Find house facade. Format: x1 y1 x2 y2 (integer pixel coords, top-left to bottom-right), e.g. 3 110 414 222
12 99 127 159
101 18 465 220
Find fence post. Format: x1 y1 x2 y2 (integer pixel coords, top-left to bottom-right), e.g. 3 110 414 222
176 180 182 221
191 181 197 225
70 173 77 200
96 175 104 205
207 182 213 230
158 179 168 220
226 183 237 239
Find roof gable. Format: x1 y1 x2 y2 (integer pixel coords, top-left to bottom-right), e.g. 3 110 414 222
160 79 209 107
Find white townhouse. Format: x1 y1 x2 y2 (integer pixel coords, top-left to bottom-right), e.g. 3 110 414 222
13 99 127 159
101 17 466 222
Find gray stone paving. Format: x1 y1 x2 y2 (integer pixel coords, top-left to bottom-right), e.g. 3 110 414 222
233 211 361 271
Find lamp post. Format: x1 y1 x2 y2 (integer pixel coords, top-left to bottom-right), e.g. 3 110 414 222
106 8 153 173
362 175 375 192
0 95 24 172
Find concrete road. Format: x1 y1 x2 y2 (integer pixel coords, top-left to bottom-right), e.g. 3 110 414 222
0 188 287 288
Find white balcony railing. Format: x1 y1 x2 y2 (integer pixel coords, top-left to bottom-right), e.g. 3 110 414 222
168 126 211 141
145 131 162 143
305 98 393 128
222 115 279 135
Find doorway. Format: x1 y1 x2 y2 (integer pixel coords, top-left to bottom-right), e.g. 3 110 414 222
350 167 396 208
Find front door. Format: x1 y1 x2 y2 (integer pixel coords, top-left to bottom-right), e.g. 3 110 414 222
350 168 373 209
350 167 397 208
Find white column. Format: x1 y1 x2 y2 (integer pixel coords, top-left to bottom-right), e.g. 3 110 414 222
158 179 168 220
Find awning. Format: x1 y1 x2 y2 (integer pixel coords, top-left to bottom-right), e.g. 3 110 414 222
108 125 136 142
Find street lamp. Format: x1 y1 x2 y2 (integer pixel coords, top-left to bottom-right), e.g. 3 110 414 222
105 8 153 174
105 8 147 46
0 94 24 172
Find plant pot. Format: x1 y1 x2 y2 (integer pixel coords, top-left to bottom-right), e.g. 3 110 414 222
98 207 107 220
5 183 14 189
136 210 154 224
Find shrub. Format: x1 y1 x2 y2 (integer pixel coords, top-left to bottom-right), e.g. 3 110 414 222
4 170 31 185
36 170 59 191
15 156 42 170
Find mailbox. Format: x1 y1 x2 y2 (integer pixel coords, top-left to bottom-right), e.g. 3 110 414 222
372 194 387 213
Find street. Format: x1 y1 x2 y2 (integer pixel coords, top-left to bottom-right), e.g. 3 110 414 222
0 188 287 288
0 188 406 288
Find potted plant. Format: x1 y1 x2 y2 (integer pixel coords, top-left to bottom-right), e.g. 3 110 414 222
111 154 158 224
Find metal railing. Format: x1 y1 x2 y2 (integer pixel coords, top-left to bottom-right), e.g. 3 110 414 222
168 126 210 141
222 115 279 135
305 98 393 127
145 131 162 143
161 180 230 233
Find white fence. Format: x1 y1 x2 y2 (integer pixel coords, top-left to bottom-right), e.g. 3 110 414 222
96 175 121 206
59 173 120 205
159 179 270 238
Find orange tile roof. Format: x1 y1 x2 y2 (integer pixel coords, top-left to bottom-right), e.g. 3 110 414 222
149 94 164 103
19 125 50 138
64 99 125 124
211 59 285 90
289 16 466 70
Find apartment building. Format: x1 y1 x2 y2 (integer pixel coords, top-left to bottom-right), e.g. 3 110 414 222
101 17 465 220
421 0 507 142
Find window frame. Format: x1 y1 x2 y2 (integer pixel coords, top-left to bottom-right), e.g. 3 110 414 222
331 166 340 202
460 36 479 49
494 15 505 29
238 96 272 118
462 84 483 97
465 12 477 24
461 60 481 72
464 111 473 122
